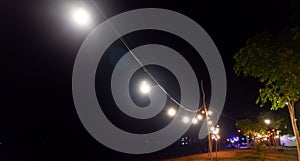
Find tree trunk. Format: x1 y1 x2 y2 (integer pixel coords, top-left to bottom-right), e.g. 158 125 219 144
200 81 213 161
287 102 300 161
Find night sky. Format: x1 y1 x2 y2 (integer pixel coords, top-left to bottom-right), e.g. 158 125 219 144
1 0 297 160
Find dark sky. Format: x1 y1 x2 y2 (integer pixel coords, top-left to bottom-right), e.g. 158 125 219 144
1 0 294 160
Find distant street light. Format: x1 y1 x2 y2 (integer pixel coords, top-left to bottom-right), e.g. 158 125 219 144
212 133 220 160
264 119 271 125
212 127 220 135
210 127 215 131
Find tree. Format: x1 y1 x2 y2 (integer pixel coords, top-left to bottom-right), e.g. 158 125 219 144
257 111 286 150
257 111 284 131
237 119 266 139
234 28 300 159
257 110 293 136
236 118 267 149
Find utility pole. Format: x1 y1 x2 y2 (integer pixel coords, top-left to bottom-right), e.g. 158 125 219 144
215 138 218 161
201 80 213 161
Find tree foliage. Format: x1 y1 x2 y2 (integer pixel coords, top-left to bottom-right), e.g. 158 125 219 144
236 118 267 138
234 27 300 160
236 111 288 137
234 28 300 110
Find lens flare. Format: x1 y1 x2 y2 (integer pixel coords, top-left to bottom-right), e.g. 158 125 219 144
72 8 90 26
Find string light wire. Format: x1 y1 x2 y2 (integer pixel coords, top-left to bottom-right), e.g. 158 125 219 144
91 1 205 113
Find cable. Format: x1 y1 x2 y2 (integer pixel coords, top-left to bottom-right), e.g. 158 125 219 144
91 0 204 113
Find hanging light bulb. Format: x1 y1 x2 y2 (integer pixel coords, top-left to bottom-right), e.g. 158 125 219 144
196 114 203 120
139 80 151 94
72 8 91 26
167 108 176 117
182 116 190 124
192 118 198 124
207 110 213 115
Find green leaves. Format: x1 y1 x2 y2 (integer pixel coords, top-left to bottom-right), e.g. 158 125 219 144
236 112 290 137
236 118 267 137
234 28 300 110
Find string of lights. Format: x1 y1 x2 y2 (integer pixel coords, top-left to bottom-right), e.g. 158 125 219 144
91 0 206 115
73 0 220 157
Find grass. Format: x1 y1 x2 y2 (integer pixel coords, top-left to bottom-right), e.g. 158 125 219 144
162 147 298 161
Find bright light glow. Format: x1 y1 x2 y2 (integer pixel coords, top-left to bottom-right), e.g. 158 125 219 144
233 137 239 142
196 114 203 120
212 134 220 140
208 120 212 125
213 128 220 134
72 8 90 26
167 108 176 117
192 118 198 124
286 102 288 105
201 110 205 114
182 116 189 123
208 110 213 115
213 130 217 134
264 119 271 125
139 81 150 94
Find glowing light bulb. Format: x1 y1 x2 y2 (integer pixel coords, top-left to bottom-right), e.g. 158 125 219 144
264 119 271 125
182 116 189 124
139 81 150 94
167 108 176 117
196 114 203 120
72 8 90 26
192 118 198 124
208 110 213 115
